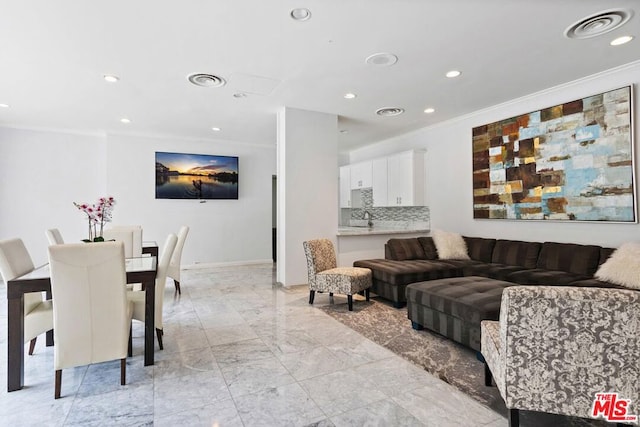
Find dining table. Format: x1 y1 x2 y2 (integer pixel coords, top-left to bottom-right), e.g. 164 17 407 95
6 243 159 392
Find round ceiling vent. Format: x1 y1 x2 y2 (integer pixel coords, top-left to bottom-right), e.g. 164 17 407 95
365 53 398 66
187 73 226 88
564 9 633 39
376 107 404 117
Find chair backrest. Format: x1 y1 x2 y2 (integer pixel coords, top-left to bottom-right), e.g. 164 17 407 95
0 238 42 313
302 239 337 282
167 226 189 280
103 229 142 258
154 233 178 329
110 225 143 257
45 229 65 245
48 241 130 370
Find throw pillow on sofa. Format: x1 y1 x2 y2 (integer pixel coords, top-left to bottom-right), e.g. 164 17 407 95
432 229 470 260
595 242 640 290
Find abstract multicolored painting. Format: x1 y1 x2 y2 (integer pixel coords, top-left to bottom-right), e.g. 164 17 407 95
472 86 635 222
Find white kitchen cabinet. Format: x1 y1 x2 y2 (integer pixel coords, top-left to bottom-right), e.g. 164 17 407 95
372 157 388 207
349 161 372 189
387 150 425 206
339 166 351 207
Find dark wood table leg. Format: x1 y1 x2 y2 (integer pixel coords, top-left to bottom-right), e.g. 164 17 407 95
7 295 25 391
143 277 155 366
45 290 54 346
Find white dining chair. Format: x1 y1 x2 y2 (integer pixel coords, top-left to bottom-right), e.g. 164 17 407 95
127 233 177 350
45 228 64 245
103 228 142 258
167 226 189 294
48 241 133 399
109 225 143 256
0 238 54 356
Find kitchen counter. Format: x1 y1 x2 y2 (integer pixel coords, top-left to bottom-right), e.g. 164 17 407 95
337 226 429 236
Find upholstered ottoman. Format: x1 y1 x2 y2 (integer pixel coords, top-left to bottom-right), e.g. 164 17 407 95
406 276 514 351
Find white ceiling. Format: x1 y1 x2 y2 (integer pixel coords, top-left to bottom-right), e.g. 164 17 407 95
1 1 639 152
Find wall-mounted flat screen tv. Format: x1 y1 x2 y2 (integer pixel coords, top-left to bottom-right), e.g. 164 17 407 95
155 151 238 200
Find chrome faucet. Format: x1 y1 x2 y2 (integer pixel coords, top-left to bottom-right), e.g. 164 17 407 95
363 210 373 228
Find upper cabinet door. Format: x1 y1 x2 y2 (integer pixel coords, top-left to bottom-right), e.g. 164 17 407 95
349 161 372 189
372 157 388 207
386 150 425 206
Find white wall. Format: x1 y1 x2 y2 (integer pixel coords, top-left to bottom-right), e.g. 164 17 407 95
106 134 275 265
350 61 640 248
0 127 276 266
0 128 107 265
277 107 338 286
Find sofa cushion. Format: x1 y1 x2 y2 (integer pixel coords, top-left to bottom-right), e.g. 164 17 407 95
463 263 531 281
432 230 470 260
463 237 496 263
417 237 438 260
506 268 588 286
567 278 626 289
385 238 426 261
594 242 640 290
491 240 541 268
353 259 460 286
406 276 514 324
536 242 601 276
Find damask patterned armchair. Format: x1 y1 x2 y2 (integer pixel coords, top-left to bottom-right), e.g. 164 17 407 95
481 286 640 427
303 239 372 311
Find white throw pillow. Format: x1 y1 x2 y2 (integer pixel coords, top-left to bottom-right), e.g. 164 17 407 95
595 242 640 290
431 229 470 260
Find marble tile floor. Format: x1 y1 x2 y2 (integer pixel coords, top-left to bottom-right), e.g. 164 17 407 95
0 263 508 426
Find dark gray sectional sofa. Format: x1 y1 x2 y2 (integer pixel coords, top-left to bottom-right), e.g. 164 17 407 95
353 236 625 351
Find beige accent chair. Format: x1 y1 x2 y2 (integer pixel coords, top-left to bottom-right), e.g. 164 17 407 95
128 233 177 350
303 238 372 311
48 241 133 399
481 286 640 427
167 226 189 294
103 226 142 258
0 238 54 355
45 229 64 245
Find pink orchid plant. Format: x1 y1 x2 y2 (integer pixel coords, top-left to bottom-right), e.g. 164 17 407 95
74 196 116 242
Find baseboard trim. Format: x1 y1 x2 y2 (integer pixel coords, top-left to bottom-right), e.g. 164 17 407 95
184 259 274 269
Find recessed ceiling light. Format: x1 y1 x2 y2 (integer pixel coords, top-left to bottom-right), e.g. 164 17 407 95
103 74 120 83
233 92 247 98
344 93 357 99
187 73 226 88
211 127 221 131
340 129 349 134
446 70 461 78
611 35 634 45
365 53 398 67
0 103 9 108
424 108 435 114
120 118 131 124
290 8 311 21
376 107 404 117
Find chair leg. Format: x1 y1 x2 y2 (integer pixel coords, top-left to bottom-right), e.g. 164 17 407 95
174 279 181 295
508 408 519 427
128 325 133 357
28 338 37 355
309 290 315 304
156 328 164 350
120 358 126 386
55 369 62 399
365 289 370 301
484 361 493 387
348 295 353 311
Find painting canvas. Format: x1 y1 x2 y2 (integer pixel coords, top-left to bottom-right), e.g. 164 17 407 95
472 86 635 222
155 152 238 199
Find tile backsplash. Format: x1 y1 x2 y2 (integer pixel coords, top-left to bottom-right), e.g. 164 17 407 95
341 188 430 224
